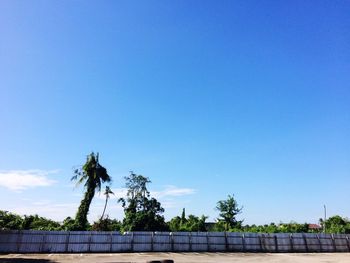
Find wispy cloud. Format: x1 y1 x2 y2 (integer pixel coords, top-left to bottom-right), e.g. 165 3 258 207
97 186 196 200
0 170 58 191
152 185 196 199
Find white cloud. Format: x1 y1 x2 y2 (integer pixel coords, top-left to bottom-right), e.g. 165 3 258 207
152 185 196 199
0 170 57 191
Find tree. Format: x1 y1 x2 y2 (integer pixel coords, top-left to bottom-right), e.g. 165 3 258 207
168 211 208 232
22 214 61 230
181 208 186 225
0 210 23 230
323 215 350 234
100 186 114 221
91 216 122 231
72 152 111 230
216 194 242 231
118 172 167 231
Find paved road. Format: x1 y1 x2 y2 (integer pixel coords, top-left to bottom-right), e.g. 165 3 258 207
1 253 350 263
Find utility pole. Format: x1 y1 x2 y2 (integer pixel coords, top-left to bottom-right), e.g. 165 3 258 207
323 204 327 233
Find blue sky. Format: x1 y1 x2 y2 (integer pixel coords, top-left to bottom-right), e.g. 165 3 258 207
0 0 349 225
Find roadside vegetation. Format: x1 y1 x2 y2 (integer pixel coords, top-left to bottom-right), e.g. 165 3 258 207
1 152 349 233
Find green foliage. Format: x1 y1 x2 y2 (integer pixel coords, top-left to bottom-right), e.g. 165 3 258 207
119 172 167 231
61 217 77 231
72 152 111 230
0 210 24 230
242 222 312 233
324 215 350 234
91 216 122 231
278 222 309 233
216 194 243 231
22 215 61 230
168 213 208 232
0 211 61 230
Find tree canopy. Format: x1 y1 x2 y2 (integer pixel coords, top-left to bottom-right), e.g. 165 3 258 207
216 194 243 231
71 152 111 230
118 172 167 231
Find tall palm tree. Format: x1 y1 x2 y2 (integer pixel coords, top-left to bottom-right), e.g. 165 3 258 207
100 186 114 221
72 152 111 230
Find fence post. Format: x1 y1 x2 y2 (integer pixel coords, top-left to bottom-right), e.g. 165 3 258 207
88 232 92 253
290 234 294 252
65 232 70 253
206 232 210 252
331 234 336 252
258 234 263 252
151 232 154 252
131 232 134 252
274 235 278 252
16 230 22 253
303 233 309 252
109 232 113 252
224 232 228 252
346 236 350 252
316 234 322 252
40 232 47 253
170 232 174 252
242 233 246 252
189 232 192 252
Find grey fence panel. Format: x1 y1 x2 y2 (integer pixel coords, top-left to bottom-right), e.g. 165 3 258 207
153 232 171 251
67 232 89 252
226 232 244 251
260 234 276 252
18 232 44 253
208 232 226 252
190 232 208 252
90 232 111 252
173 232 190 251
290 233 308 252
0 230 19 253
133 232 152 252
42 232 68 253
318 234 335 252
276 233 292 252
244 233 261 252
304 233 321 252
111 232 132 252
1 230 350 253
333 234 349 252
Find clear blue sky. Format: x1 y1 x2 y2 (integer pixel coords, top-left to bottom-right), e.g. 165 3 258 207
0 0 349 225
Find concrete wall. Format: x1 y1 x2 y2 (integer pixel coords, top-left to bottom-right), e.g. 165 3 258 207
1 230 350 253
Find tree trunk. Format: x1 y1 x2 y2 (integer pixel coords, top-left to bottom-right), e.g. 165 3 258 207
100 197 108 221
75 183 95 230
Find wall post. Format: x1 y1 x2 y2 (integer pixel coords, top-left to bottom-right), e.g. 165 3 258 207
151 232 154 252
290 234 294 252
170 232 174 252
302 234 309 252
109 232 113 252
274 235 278 252
331 234 336 252
242 233 246 252
65 232 70 253
346 236 350 252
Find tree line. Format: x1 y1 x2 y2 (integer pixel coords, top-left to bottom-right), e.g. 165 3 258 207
1 153 349 234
